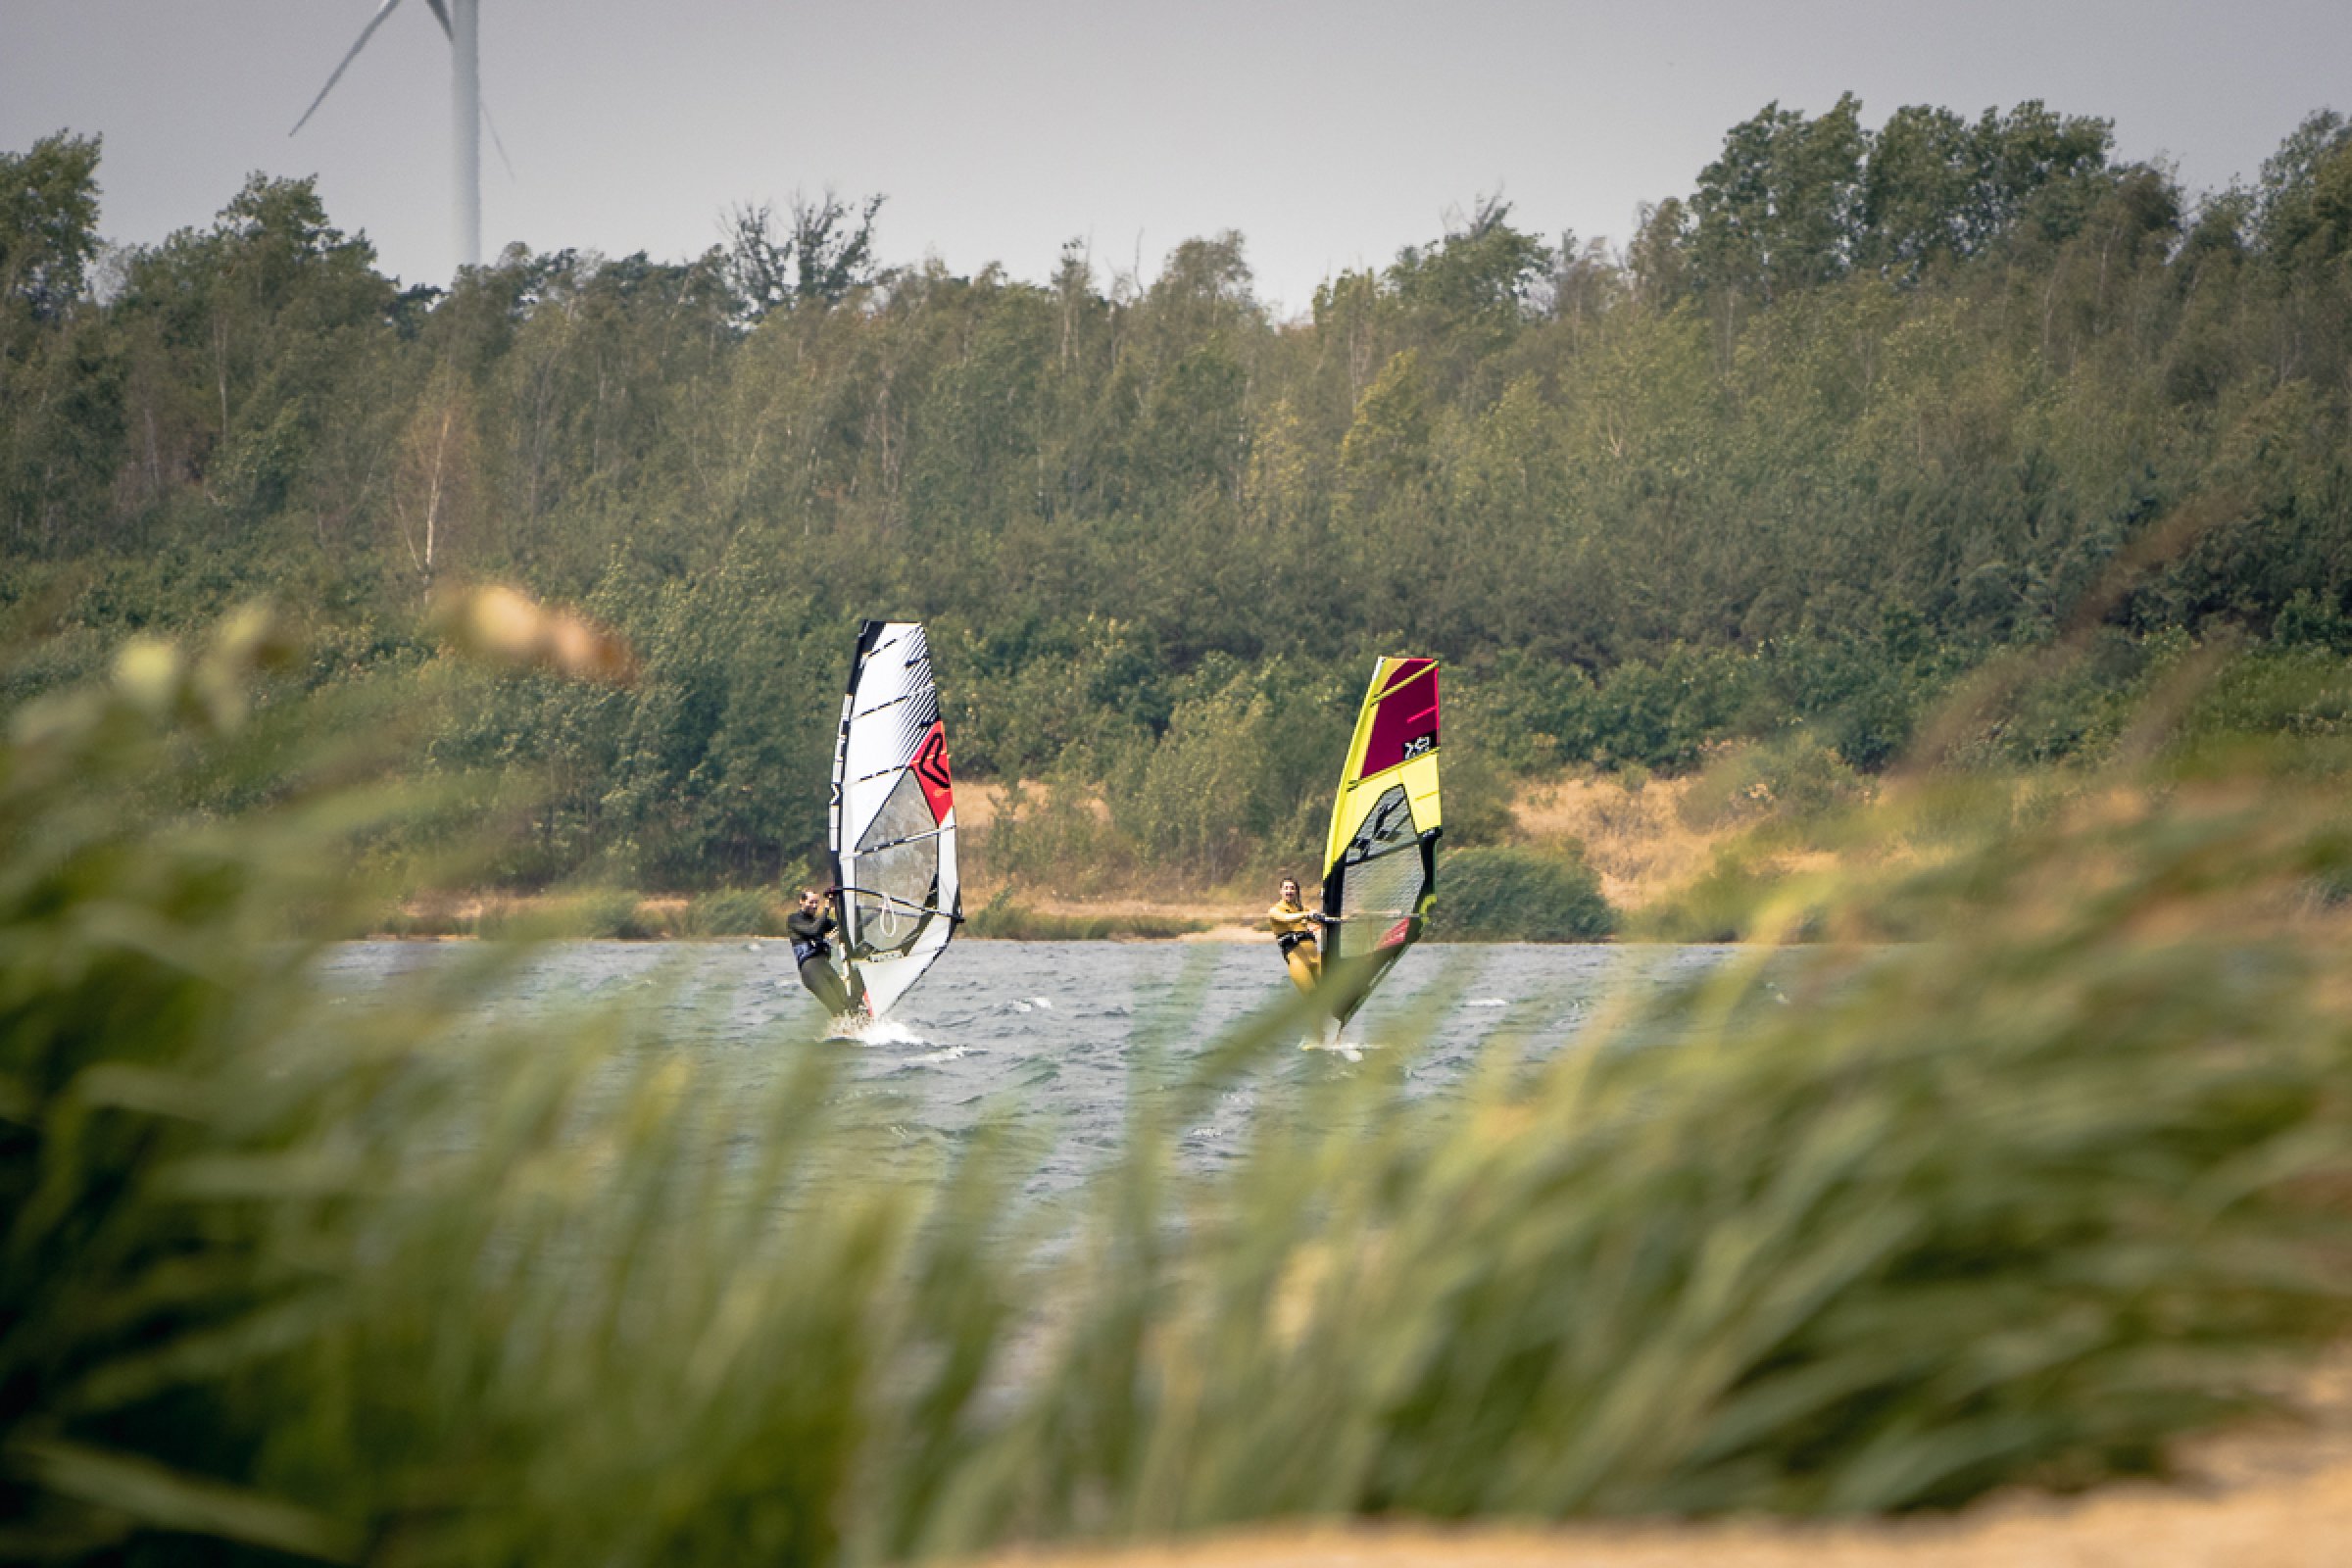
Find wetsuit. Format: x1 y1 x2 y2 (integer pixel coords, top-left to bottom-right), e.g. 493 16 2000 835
1267 898 1324 996
787 906 855 1018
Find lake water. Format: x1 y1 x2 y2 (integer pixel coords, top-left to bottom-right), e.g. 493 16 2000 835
319 940 1745 1196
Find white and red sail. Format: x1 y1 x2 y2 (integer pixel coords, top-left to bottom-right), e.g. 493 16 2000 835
829 620 960 1018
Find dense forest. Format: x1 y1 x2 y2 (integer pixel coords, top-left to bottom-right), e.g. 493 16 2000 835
5 95 2351 892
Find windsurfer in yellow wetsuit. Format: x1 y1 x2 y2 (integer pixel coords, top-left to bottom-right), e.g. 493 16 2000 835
1267 876 1328 995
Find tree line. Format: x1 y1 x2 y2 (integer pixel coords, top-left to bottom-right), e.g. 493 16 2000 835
4 98 2351 889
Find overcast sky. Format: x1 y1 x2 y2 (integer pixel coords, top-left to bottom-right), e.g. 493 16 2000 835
4 0 2346 317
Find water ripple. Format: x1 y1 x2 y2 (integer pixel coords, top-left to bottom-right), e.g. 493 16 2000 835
319 940 1739 1194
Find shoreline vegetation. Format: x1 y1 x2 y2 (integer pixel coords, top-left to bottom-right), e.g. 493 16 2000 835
364 772 1740 943
358 765 1979 944
370 888 1226 944
11 105 2352 922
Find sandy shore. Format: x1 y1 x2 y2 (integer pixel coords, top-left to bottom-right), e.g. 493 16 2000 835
956 1356 2352 1568
1178 923 1267 944
967 890 1266 943
968 1476 2352 1568
381 773 1728 943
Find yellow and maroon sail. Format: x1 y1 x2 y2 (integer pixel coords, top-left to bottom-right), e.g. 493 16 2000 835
1319 657 1441 1024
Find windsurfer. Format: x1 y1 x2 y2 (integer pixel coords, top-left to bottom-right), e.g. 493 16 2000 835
787 887 856 1018
1267 876 1327 995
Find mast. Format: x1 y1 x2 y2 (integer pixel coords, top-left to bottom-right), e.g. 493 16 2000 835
451 0 480 270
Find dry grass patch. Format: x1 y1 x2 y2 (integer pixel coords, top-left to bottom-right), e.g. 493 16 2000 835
1509 774 1728 911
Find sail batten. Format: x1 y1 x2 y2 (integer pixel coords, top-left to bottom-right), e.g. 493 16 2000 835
1319 658 1441 1025
854 826 954 854
828 619 959 1019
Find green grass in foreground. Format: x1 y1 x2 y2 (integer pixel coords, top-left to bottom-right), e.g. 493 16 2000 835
7 617 2352 1564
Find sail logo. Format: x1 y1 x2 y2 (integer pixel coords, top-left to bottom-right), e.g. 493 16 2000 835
1401 733 1435 759
912 722 955 823
1346 787 1414 864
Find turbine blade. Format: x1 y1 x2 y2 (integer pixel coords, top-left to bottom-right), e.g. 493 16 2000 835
290 0 410 136
481 102 517 182
421 0 455 41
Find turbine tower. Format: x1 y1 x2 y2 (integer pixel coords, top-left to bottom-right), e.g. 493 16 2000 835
292 0 485 270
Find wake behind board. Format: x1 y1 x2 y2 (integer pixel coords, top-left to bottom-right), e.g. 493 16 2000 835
828 619 961 1021
818 1012 929 1047
1317 656 1441 1029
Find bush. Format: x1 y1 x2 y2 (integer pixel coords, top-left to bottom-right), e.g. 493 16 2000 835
962 896 1207 941
681 887 786 937
1106 673 1282 884
1630 845 1826 943
477 889 667 940
2181 644 2352 749
975 775 1137 896
1679 733 1873 832
1544 644 1773 774
1763 619 1958 773
1470 648 1600 772
1435 697 1524 849
370 902 478 939
582 891 666 940
1433 844 1617 941
1080 658 1362 888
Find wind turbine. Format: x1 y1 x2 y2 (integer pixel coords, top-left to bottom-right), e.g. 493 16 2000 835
291 0 493 271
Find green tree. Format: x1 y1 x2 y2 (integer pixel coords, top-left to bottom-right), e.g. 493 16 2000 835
2253 109 2350 261
1387 195 1553 386
0 131 102 325
0 134 120 555
112 174 393 531
1689 94 1868 311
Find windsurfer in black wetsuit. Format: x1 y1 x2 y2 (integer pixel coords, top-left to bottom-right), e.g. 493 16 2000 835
787 887 856 1019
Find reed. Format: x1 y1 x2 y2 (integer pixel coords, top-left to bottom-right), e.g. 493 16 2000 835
8 623 2352 1564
